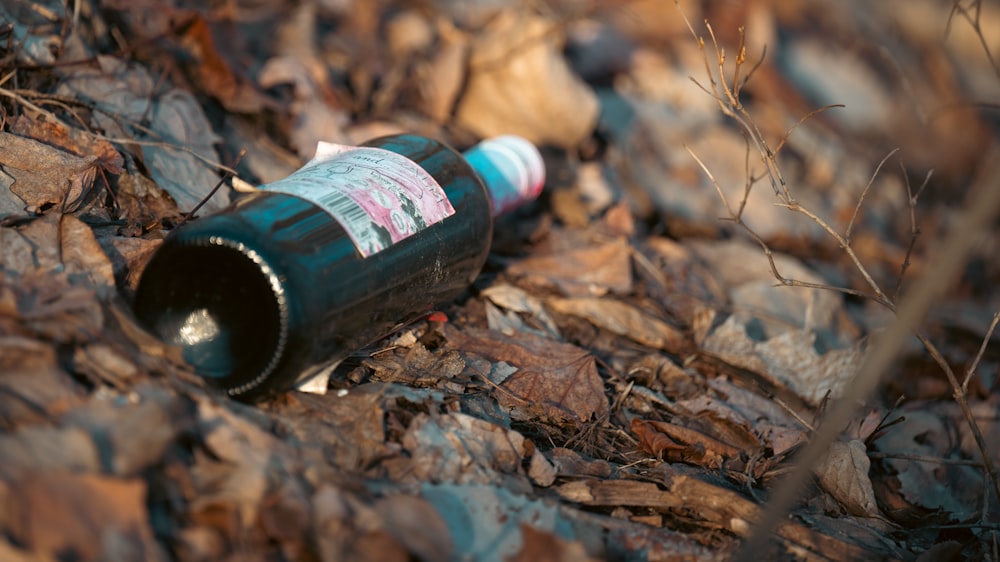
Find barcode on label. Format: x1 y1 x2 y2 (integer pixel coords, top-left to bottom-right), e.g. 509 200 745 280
312 186 377 250
258 144 455 257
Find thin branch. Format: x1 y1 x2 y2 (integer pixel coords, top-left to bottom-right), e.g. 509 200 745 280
773 104 846 156
961 311 1000 392
894 166 932 301
845 148 900 244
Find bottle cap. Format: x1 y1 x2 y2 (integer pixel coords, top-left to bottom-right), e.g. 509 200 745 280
463 135 546 216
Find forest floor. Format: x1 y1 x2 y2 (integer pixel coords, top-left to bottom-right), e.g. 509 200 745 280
2 1 1000 560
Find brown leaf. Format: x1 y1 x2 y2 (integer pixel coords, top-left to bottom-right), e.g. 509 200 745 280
11 114 124 175
0 336 83 428
5 472 162 561
0 426 100 480
547 296 685 353
0 132 97 213
373 494 454 562
631 418 741 469
178 15 270 113
813 440 880 518
507 524 597 562
507 238 633 297
455 11 598 147
445 326 608 423
401 412 530 487
61 384 185 477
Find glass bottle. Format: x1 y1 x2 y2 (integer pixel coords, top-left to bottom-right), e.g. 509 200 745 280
132 134 545 399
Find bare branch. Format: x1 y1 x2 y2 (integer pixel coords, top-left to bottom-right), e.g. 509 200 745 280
845 148 901 244
961 311 1000 392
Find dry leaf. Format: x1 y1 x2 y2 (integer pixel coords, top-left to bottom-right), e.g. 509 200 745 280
0 132 97 213
546 448 612 479
454 11 598 148
0 426 100 480
482 283 560 338
178 15 270 113
61 385 184 477
373 494 454 561
631 418 740 469
547 297 685 353
402 412 530 489
5 472 163 561
421 482 578 562
813 440 881 518
56 56 227 213
870 409 981 523
509 524 598 562
702 315 863 405
507 238 633 297
445 326 608 423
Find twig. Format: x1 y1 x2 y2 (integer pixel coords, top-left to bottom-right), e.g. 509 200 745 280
845 148 900 244
962 312 1000 392
673 2 1000 556
867 452 984 467
894 165 932 301
177 148 247 225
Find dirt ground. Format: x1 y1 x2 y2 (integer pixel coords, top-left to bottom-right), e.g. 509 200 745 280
2 0 1000 560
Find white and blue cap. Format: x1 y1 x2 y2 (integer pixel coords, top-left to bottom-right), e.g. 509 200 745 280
463 135 546 217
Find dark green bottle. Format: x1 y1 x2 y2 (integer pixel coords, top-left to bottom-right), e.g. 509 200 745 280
133 134 544 399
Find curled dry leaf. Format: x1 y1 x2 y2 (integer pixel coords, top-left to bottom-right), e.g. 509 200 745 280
373 494 454 562
812 439 881 518
631 418 742 469
870 408 981 523
454 10 599 148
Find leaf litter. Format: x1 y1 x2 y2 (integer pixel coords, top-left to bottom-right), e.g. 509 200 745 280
1 1 999 561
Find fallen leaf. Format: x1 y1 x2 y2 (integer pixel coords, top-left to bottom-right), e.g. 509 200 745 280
11 115 124 176
5 472 163 561
870 409 981 523
482 283 561 338
61 384 185 477
545 448 612 479
178 15 271 113
454 10 599 148
402 412 531 489
813 440 881 518
702 315 863 405
445 326 608 423
373 494 454 562
0 426 100 480
631 418 740 469
56 56 228 213
0 132 97 213
421 482 578 562
508 524 598 562
506 238 633 297
547 296 685 353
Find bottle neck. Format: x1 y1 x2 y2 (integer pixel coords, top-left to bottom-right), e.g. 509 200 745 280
462 135 545 217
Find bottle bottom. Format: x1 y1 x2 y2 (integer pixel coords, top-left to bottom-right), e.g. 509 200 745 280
134 240 287 394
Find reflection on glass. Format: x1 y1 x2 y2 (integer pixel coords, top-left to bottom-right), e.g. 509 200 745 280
177 308 221 345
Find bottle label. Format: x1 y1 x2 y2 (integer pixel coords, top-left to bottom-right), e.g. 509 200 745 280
260 142 456 257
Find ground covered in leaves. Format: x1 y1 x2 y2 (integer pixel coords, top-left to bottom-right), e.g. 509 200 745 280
2 0 1000 560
